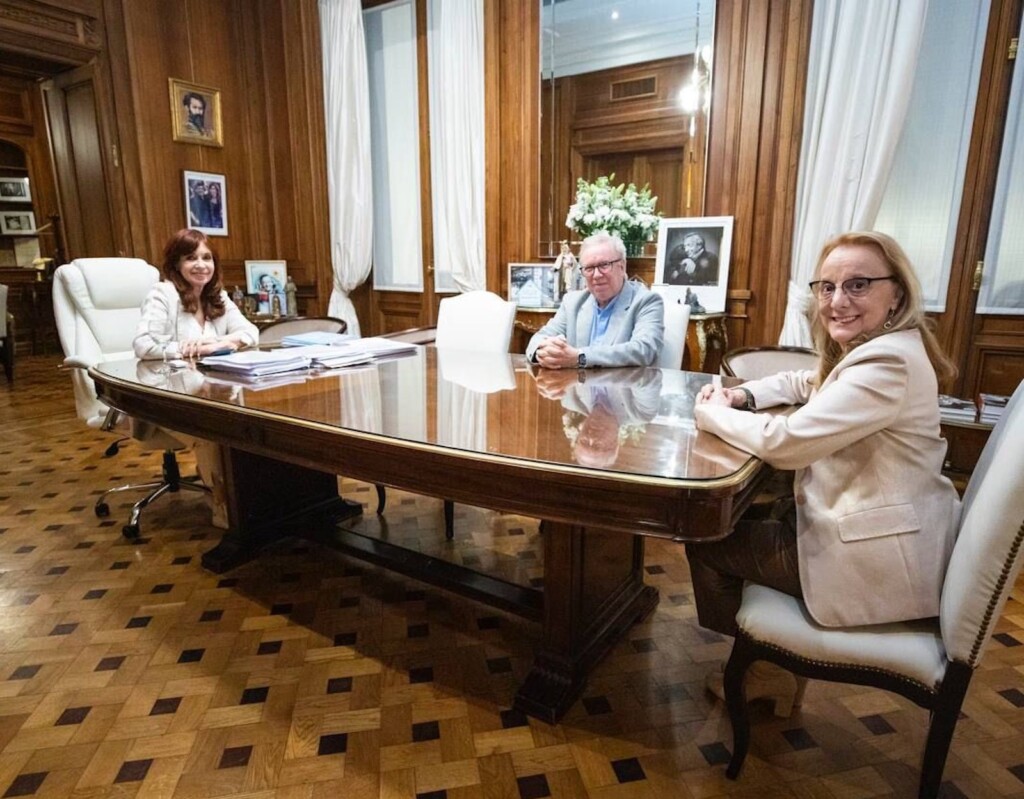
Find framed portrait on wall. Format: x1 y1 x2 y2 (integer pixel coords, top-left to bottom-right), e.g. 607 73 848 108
0 177 31 202
508 263 561 311
654 216 734 314
0 210 36 235
183 170 227 236
169 78 223 147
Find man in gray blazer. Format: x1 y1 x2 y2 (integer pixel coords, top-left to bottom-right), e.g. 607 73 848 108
526 232 664 368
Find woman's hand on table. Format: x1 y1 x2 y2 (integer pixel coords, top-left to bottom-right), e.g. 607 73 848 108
696 383 746 408
179 338 240 360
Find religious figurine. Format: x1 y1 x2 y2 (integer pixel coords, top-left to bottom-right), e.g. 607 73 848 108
270 292 282 317
231 285 245 309
553 240 580 294
685 287 706 315
285 276 298 317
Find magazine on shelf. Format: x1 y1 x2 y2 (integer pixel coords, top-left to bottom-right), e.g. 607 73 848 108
938 394 977 422
977 392 1009 424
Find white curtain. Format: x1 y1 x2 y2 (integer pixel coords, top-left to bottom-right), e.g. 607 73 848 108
781 0 929 346
319 0 373 336
979 37 1024 315
427 0 486 293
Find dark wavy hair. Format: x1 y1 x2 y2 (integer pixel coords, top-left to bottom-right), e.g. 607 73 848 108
160 228 226 319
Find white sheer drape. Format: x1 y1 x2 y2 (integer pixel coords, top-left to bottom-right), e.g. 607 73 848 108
781 0 928 346
979 38 1024 315
319 0 372 336
427 0 486 293
874 0 989 311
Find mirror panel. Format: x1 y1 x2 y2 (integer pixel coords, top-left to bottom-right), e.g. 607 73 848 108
539 0 714 256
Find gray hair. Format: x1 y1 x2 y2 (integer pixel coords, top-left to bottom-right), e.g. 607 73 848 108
580 232 627 262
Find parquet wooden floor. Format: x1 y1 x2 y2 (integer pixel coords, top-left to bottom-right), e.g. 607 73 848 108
0 356 1022 798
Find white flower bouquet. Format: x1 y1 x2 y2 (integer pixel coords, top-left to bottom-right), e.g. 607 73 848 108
564 174 661 247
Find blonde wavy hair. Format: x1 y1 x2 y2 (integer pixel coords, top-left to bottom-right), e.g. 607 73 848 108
810 231 956 386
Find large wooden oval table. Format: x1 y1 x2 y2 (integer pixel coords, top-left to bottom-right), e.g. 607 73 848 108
92 348 767 723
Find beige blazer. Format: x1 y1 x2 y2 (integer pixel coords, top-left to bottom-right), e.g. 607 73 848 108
694 329 960 627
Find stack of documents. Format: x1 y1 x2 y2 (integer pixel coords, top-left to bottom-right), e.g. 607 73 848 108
938 394 977 423
279 331 353 347
276 336 418 368
200 350 311 378
278 345 374 369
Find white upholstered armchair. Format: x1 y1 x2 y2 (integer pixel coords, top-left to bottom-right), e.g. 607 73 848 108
53 258 209 539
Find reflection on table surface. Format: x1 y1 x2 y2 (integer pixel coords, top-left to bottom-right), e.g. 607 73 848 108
106 347 752 483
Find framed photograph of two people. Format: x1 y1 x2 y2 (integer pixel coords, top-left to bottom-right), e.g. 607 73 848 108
654 216 734 314
184 170 227 236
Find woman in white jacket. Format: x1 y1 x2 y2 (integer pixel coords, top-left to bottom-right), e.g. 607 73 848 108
689 231 959 714
132 229 258 528
134 228 257 360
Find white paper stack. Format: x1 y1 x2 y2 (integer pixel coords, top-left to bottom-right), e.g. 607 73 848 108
200 350 311 377
279 331 353 347
938 394 977 423
277 337 418 369
275 345 373 369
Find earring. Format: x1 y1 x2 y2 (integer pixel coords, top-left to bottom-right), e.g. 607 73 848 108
883 309 895 330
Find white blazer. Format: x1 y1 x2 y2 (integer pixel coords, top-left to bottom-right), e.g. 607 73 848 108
694 329 960 627
133 282 258 360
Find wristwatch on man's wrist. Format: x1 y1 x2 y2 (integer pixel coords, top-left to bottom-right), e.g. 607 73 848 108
577 351 587 368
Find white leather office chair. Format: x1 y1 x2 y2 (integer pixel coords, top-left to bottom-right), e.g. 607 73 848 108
720 345 817 380
258 316 348 346
0 283 12 383
657 298 690 370
377 290 517 539
723 380 1024 799
53 258 209 539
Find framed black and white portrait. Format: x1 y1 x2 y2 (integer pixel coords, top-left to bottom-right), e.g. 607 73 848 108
0 177 31 203
654 216 734 314
0 210 36 235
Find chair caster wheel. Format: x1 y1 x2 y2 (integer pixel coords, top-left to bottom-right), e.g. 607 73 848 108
122 524 140 540
95 503 110 518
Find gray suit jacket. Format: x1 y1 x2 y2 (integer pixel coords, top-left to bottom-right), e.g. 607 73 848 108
525 280 664 367
694 329 960 627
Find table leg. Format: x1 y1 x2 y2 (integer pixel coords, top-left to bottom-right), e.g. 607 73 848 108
514 520 659 723
201 447 361 573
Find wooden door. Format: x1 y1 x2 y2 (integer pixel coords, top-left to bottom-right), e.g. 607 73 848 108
42 60 128 260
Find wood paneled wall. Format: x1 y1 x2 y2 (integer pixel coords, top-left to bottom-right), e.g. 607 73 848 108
488 0 811 352
102 0 332 313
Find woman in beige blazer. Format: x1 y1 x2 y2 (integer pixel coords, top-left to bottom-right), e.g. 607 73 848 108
689 231 959 714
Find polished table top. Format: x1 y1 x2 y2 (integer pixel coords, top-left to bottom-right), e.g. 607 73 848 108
93 347 767 721
92 347 762 540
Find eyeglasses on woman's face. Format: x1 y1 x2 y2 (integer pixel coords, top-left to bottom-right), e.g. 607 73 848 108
580 258 622 276
808 275 896 301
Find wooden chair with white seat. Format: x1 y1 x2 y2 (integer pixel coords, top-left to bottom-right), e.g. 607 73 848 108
723 380 1024 799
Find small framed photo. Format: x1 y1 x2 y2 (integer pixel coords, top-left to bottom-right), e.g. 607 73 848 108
245 260 288 314
654 216 734 314
0 177 30 202
169 78 223 147
0 210 36 235
184 170 227 236
508 263 561 311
